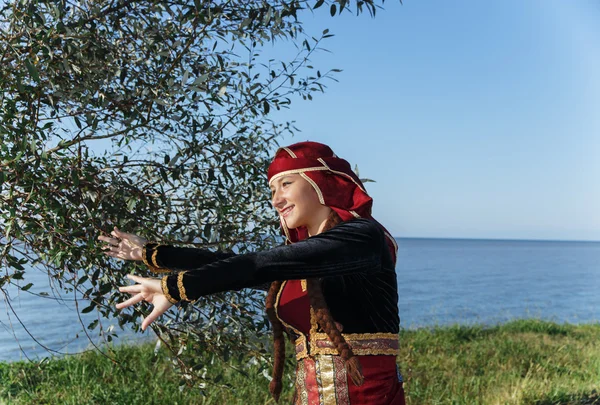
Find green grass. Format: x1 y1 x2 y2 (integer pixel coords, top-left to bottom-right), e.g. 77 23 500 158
1 319 599 404
399 320 600 405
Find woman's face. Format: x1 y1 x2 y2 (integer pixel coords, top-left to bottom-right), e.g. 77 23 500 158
270 174 331 235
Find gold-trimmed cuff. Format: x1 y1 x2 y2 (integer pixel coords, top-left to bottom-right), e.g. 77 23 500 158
177 271 189 301
161 276 178 304
141 242 156 267
142 242 171 273
151 248 161 268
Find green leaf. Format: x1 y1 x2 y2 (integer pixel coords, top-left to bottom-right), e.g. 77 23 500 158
71 170 80 187
193 74 209 85
10 261 25 271
81 304 96 314
21 283 34 291
12 270 24 278
126 196 138 211
314 0 325 9
25 59 40 83
77 275 89 286
330 3 337 16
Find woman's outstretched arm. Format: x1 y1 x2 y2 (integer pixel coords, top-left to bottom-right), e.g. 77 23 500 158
141 243 236 273
161 218 388 303
98 227 236 272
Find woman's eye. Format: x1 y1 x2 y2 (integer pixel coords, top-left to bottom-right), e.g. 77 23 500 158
282 181 291 186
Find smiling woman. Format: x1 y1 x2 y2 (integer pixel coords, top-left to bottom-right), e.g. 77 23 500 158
98 141 405 405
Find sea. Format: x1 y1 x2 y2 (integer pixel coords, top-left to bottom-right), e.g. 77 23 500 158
1 238 599 362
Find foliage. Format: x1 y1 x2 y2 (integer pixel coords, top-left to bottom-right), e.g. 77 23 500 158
0 0 388 392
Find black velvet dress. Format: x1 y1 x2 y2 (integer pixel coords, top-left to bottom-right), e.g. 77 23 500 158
143 218 399 334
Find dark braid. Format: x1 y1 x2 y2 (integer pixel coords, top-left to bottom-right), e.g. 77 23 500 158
265 280 285 402
265 210 363 402
306 210 364 386
306 279 364 386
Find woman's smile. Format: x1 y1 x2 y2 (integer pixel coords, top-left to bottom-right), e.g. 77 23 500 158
280 205 294 217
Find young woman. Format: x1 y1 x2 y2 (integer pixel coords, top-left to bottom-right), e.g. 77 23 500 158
98 141 405 404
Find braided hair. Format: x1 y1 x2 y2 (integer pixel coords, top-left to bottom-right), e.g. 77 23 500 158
265 210 364 402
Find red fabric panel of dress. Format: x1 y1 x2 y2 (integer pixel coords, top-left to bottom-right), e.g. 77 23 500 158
347 356 406 405
278 280 406 405
277 280 311 334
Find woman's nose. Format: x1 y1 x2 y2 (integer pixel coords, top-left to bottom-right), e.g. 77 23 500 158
272 190 285 208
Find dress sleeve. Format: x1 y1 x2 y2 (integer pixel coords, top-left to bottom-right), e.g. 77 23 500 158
142 242 236 273
160 219 386 303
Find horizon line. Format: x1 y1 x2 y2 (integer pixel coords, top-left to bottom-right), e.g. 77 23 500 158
394 236 600 243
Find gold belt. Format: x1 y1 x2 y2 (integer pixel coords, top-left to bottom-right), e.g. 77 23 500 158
295 332 400 360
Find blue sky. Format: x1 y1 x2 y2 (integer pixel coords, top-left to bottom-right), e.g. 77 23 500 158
269 0 600 241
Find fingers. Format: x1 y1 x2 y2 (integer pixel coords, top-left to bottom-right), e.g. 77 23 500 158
126 274 146 283
102 250 126 262
116 293 145 309
141 296 174 331
112 226 133 239
141 308 161 331
118 274 148 292
97 235 120 246
119 283 143 294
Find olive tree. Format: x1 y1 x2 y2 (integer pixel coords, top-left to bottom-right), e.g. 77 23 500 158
0 0 387 390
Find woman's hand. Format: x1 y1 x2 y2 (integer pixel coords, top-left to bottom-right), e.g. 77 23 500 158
98 226 148 261
116 274 174 330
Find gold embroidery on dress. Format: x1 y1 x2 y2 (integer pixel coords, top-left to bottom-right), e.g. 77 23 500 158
151 248 164 268
141 244 172 273
307 307 399 358
294 358 309 405
318 355 336 404
295 335 308 360
314 357 325 404
332 355 350 405
313 331 399 340
177 271 189 301
301 279 307 292
161 276 178 304
309 332 400 357
142 244 152 267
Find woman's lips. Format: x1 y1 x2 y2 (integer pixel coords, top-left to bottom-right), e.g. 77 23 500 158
281 205 294 217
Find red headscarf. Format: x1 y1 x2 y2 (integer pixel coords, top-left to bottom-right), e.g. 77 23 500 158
267 141 398 264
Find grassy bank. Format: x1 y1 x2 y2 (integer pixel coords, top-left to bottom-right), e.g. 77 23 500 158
1 319 599 404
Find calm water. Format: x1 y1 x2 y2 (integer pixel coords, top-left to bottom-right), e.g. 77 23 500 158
1 238 599 361
397 238 600 327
